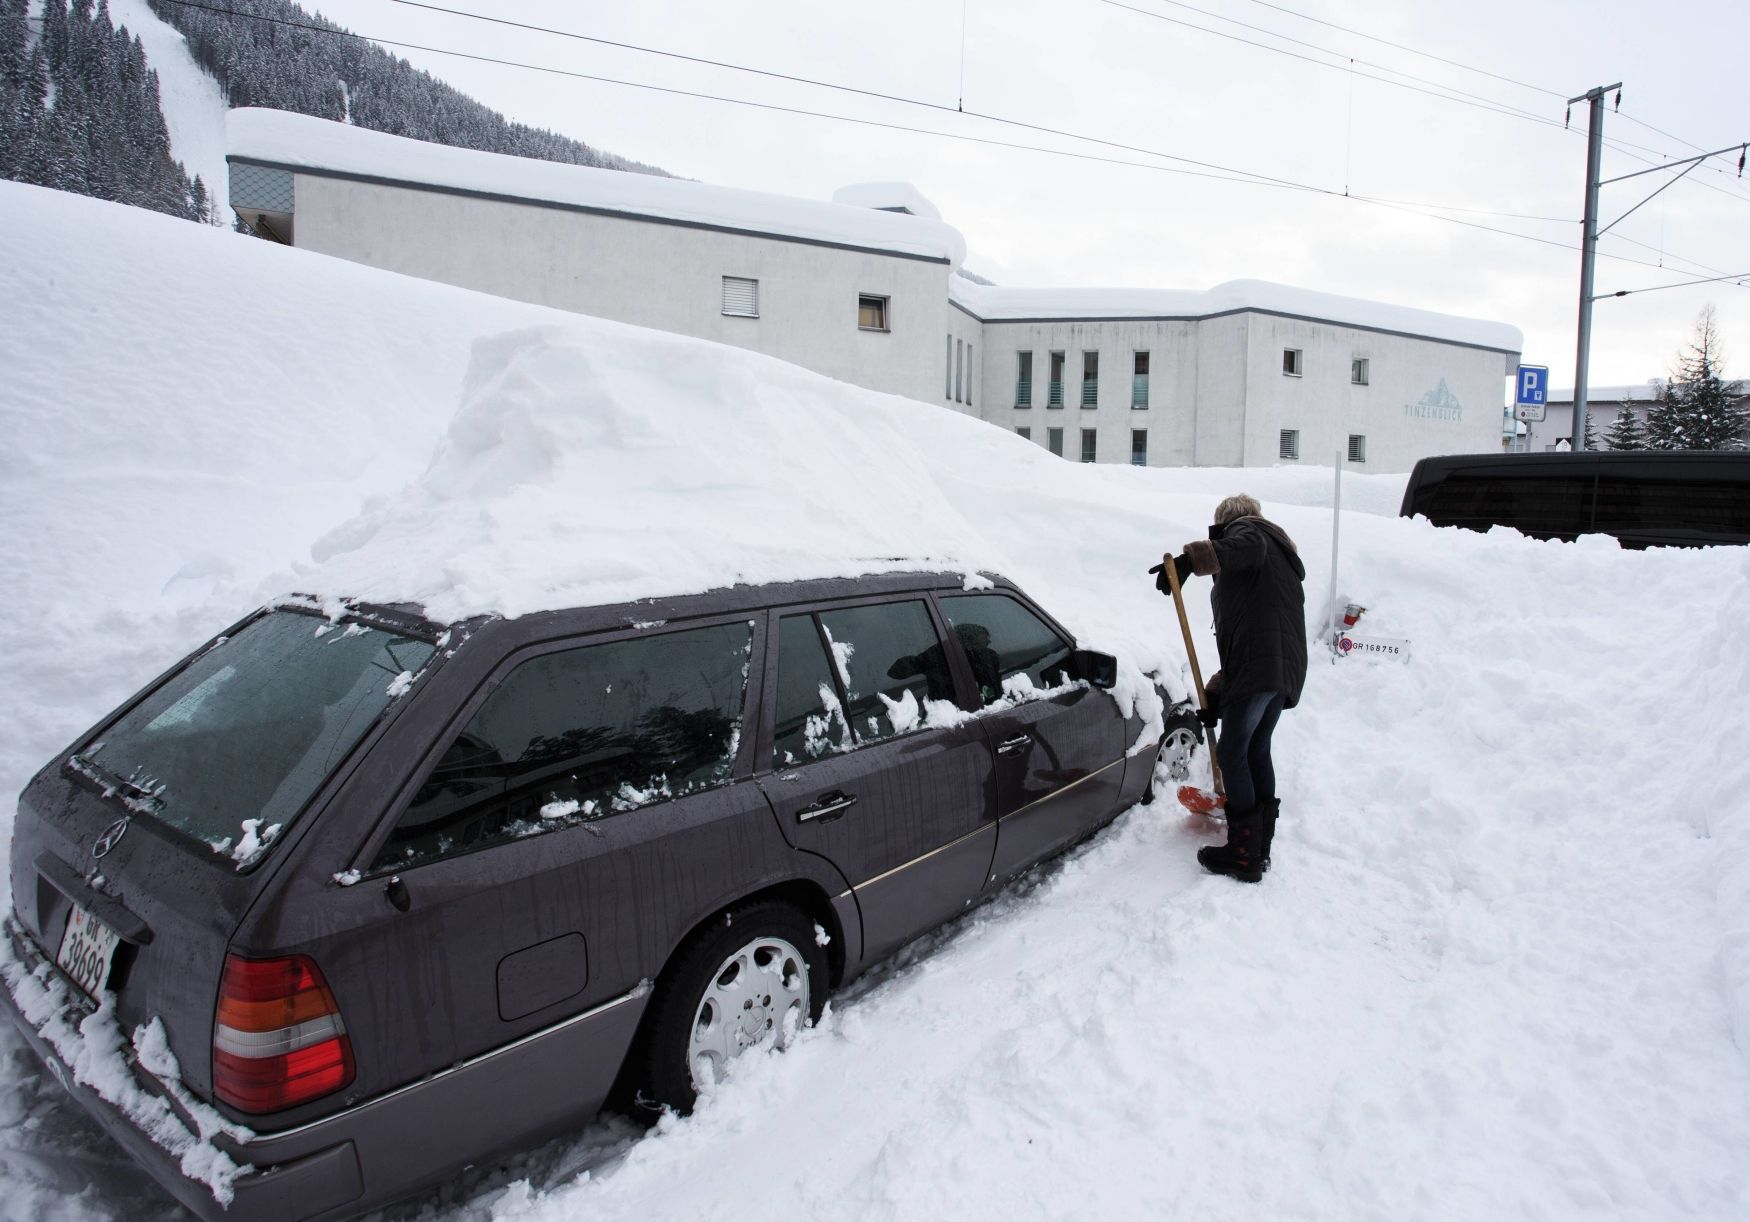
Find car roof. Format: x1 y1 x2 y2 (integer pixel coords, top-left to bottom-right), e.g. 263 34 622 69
344 570 1019 641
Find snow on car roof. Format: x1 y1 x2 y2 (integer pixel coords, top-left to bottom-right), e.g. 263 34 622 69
951 276 1524 354
227 108 968 266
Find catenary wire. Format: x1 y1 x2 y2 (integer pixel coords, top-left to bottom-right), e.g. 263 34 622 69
1241 0 1750 194
1240 0 1567 98
390 0 1750 208
150 0 1747 290
1104 0 1750 204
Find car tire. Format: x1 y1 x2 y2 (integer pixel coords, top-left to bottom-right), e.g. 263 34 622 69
1142 711 1203 804
624 900 828 1118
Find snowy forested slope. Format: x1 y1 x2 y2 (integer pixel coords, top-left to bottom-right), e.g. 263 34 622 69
3 179 1750 1221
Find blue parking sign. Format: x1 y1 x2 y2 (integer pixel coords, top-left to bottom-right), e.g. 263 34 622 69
1516 365 1548 406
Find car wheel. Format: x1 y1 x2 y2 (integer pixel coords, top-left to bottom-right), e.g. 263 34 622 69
1142 713 1203 804
626 901 827 1117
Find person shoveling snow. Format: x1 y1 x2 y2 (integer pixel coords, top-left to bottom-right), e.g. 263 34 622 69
1156 494 1307 883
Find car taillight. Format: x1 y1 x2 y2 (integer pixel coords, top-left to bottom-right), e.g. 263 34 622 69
213 954 355 1113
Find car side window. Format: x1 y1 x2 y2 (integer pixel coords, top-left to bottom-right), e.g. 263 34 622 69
816 600 950 745
939 594 1073 706
771 614 853 769
373 621 752 870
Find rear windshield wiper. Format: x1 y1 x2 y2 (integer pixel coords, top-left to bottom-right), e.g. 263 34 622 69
67 753 166 813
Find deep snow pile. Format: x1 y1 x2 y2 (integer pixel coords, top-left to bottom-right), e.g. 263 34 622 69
4 179 1750 1221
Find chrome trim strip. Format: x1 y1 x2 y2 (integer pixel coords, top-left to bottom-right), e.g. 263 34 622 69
846 755 1125 895
245 982 649 1143
997 756 1124 824
853 824 991 894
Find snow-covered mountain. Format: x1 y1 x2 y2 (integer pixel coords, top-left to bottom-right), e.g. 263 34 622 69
3 178 1750 1220
0 0 666 227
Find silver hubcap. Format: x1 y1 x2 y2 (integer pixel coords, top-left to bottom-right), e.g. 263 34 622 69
687 936 810 1093
1159 726 1199 783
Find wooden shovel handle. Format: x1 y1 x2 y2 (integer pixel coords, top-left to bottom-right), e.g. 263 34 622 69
1164 554 1225 797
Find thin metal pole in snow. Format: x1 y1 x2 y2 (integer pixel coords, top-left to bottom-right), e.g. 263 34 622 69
1325 450 1342 653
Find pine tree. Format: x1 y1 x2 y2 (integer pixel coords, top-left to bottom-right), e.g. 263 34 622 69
1583 409 1599 450
1603 405 1647 450
1649 307 1749 451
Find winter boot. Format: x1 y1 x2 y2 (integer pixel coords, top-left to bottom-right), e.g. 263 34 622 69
1196 808 1263 883
1258 798 1280 872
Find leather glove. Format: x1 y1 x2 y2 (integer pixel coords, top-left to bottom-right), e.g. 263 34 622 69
1147 553 1193 594
1196 705 1219 730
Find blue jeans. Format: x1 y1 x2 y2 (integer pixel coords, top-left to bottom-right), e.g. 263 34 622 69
1216 691 1286 817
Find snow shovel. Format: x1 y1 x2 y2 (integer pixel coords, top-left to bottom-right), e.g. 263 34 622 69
1162 554 1226 815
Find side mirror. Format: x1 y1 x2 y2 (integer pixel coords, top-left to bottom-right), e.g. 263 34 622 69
1071 649 1118 690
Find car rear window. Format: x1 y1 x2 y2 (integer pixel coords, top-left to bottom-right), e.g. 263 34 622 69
74 611 434 865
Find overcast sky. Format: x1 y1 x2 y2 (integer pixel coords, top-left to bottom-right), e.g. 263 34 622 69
308 0 1749 395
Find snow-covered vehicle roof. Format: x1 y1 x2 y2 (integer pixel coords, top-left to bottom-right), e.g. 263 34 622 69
226 108 968 266
950 277 1524 354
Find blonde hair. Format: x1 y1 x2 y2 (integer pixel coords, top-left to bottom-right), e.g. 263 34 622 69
1214 494 1261 525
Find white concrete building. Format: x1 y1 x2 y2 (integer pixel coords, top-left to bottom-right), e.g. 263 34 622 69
228 109 1522 473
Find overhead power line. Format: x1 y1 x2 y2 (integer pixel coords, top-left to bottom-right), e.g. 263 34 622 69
152 0 1744 289
1236 0 1750 198
1105 0 1750 206
1241 0 1565 98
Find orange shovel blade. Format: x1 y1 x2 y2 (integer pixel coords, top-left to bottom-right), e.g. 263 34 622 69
1177 785 1227 816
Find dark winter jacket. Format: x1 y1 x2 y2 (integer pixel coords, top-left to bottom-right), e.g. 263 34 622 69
1195 516 1308 710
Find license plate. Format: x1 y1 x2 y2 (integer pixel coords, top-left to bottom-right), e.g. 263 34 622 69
56 903 120 1000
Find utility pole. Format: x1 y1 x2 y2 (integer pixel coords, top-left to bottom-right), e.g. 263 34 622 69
1566 83 1745 452
1567 83 1619 452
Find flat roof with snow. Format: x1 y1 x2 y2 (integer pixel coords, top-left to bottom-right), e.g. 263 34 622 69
227 108 967 265
951 278 1523 355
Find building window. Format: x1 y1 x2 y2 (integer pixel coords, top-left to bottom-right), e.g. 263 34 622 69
722 276 758 318
1132 351 1149 408
1282 348 1302 377
1131 429 1147 467
1048 427 1064 457
1081 351 1099 407
1279 429 1299 460
858 294 889 331
1352 357 1369 385
955 338 964 403
1016 426 1031 440
945 335 953 399
966 343 974 408
1048 351 1065 408
1348 434 1367 463
1080 428 1097 463
1016 351 1033 408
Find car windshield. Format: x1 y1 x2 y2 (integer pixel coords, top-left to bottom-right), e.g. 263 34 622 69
74 610 434 866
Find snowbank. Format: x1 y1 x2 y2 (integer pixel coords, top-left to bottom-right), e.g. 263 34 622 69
227 108 968 265
4 180 1750 1222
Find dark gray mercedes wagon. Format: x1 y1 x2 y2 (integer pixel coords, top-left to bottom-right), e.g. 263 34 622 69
3 572 1198 1220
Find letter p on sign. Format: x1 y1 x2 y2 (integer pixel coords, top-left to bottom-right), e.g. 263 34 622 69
1516 365 1548 421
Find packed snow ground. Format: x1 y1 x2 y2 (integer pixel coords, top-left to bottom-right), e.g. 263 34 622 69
3 179 1750 1221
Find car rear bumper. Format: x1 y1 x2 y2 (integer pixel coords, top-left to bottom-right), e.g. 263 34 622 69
2 915 649 1220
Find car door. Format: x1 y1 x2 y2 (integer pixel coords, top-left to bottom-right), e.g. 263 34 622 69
326 615 777 1088
937 591 1126 885
756 596 997 964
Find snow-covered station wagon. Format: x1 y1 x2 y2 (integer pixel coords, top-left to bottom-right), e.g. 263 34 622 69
2 573 1197 1220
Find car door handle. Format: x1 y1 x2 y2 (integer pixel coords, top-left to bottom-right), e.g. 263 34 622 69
797 792 857 823
997 733 1033 756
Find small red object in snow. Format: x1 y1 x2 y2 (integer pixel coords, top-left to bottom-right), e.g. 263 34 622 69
1177 785 1226 815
